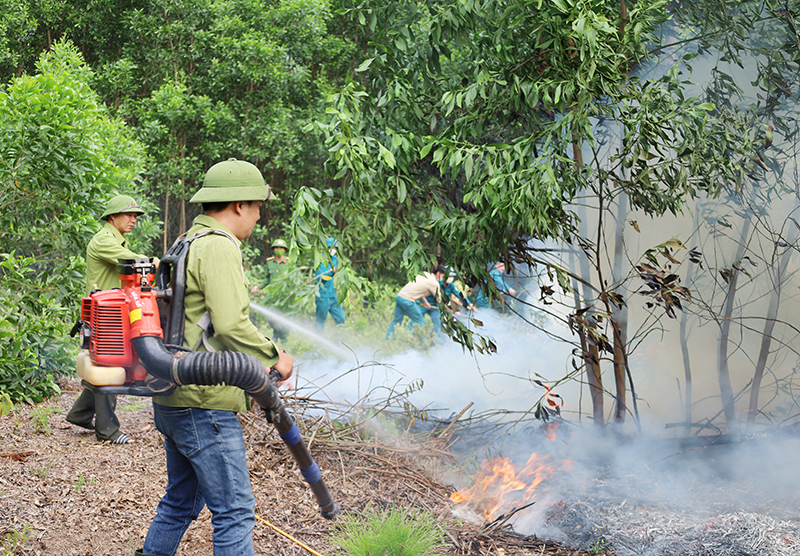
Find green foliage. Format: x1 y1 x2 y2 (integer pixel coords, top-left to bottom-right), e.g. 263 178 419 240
119 397 147 412
0 253 80 403
1 523 30 556
30 405 60 435
74 474 96 491
0 39 146 263
331 506 446 556
250 264 318 315
309 0 770 297
29 460 54 479
0 391 11 416
0 40 144 403
587 538 607 555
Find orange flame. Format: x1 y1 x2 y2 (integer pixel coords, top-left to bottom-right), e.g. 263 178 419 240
450 453 567 521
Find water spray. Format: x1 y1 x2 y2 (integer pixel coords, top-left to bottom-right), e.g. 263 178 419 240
249 302 352 360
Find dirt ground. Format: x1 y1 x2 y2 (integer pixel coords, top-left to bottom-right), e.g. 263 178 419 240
0 378 606 556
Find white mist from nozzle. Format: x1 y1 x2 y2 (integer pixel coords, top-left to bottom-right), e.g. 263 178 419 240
249 302 353 361
291 307 577 423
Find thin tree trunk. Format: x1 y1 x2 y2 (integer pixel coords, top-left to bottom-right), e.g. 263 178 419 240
572 274 605 427
679 250 696 436
718 213 753 430
748 224 796 424
163 191 169 254
748 284 780 424
610 191 637 426
573 135 605 426
180 178 186 233
610 319 626 423
583 328 605 426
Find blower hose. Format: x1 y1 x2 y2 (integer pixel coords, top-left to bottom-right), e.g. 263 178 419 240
132 335 340 519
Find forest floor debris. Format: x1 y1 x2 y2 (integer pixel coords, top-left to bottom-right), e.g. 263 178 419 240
4 378 800 556
548 501 800 556
0 379 609 556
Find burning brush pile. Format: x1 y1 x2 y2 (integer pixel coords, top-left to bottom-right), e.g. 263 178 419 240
445 414 800 556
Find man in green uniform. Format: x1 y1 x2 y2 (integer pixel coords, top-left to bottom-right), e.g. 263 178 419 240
140 158 293 556
265 238 289 282
262 238 290 341
250 238 290 293
66 194 156 445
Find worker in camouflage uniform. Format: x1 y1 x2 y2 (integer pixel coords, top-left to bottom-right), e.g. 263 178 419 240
66 194 157 445
139 158 293 556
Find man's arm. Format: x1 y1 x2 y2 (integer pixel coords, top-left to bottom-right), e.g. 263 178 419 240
89 232 146 265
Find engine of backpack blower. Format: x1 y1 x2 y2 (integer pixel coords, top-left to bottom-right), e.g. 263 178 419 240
73 258 175 397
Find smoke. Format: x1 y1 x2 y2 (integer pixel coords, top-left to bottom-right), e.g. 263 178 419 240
293 307 577 425
256 293 800 554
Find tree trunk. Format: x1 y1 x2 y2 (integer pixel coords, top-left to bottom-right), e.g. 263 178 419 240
679 253 695 436
748 223 796 425
584 328 605 426
718 213 753 430
163 191 170 255
610 192 633 425
572 134 605 425
573 209 604 424
610 318 626 423
571 273 605 427
180 177 186 234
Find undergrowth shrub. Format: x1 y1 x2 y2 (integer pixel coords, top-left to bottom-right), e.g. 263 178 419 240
0 253 82 403
331 506 446 556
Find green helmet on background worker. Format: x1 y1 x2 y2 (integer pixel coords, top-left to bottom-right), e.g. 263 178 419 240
100 195 145 220
189 158 272 203
272 238 288 250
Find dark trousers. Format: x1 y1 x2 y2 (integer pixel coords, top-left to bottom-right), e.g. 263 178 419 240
66 388 121 441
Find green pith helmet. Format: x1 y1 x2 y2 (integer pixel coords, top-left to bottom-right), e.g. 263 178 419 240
272 238 288 250
189 158 272 204
101 195 145 220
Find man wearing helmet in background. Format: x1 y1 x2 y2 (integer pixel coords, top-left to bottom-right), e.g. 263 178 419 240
66 194 159 445
139 159 293 556
250 238 291 341
250 238 290 293
314 237 346 329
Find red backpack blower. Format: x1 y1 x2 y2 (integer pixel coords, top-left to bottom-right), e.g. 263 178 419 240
71 255 339 519
74 258 173 396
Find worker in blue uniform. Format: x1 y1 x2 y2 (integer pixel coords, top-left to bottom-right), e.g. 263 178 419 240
474 262 517 310
314 237 345 329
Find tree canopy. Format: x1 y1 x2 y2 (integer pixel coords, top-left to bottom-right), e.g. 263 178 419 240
2 0 800 432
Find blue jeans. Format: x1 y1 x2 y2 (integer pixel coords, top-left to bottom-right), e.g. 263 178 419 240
315 295 345 329
386 296 426 339
143 405 256 556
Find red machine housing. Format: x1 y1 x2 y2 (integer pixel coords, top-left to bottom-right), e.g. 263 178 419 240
80 259 163 385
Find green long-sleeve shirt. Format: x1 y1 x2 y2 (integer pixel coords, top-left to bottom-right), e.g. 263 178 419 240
85 221 146 295
155 215 279 412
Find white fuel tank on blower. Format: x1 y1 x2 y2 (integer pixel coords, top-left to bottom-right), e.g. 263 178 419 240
76 350 126 386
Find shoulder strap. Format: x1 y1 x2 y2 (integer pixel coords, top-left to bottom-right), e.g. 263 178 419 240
157 228 244 348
